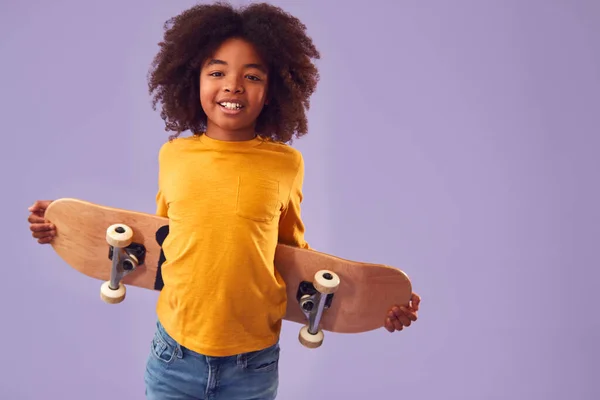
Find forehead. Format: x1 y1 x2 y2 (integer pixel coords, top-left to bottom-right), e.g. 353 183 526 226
207 38 264 66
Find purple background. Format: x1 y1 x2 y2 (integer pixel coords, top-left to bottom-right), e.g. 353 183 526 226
2 0 599 399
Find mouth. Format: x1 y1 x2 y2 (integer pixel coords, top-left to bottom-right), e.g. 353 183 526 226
217 101 245 114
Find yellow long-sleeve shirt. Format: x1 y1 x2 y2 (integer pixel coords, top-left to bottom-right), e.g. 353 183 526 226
154 134 309 357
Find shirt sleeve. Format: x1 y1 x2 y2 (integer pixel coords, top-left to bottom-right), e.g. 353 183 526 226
278 153 310 249
156 189 168 217
155 144 169 218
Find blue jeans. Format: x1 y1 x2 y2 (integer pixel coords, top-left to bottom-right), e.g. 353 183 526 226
144 321 280 399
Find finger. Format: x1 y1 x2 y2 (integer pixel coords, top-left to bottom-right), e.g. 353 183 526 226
31 227 55 238
37 236 54 244
28 205 46 214
387 309 397 322
392 311 412 327
32 231 55 240
30 223 54 233
392 306 417 323
28 200 53 213
28 214 48 224
399 306 418 322
384 318 395 332
392 318 404 331
31 231 55 240
411 293 421 311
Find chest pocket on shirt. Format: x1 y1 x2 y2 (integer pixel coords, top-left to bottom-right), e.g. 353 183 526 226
236 177 280 222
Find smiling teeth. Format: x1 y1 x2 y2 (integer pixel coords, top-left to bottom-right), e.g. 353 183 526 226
221 102 242 110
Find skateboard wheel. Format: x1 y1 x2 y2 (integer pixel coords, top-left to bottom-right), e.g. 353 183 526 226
298 325 324 349
100 281 126 304
314 270 340 295
106 224 133 248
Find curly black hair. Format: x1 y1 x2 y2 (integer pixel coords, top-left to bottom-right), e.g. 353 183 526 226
147 1 321 143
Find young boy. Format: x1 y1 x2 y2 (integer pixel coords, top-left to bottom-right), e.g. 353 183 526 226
27 3 420 399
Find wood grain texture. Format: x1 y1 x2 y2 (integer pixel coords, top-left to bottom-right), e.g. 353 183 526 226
275 245 412 333
45 198 167 290
44 198 412 334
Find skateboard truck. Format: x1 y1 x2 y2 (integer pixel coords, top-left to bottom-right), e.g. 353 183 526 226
100 223 146 304
296 270 340 349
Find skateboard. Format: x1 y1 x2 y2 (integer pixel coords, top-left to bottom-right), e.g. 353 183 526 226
44 198 413 348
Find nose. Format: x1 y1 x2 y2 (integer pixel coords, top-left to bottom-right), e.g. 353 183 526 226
224 75 244 94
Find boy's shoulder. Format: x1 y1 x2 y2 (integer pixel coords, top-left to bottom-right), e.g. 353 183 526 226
259 137 303 157
258 138 305 172
157 136 195 158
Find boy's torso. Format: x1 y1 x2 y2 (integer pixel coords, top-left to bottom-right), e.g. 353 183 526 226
155 134 304 357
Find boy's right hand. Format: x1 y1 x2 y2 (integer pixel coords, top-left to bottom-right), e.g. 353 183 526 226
28 200 56 244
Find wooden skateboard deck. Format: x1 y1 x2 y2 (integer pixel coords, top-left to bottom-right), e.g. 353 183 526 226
44 198 412 347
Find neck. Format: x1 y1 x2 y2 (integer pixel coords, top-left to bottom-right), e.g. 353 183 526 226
205 122 256 142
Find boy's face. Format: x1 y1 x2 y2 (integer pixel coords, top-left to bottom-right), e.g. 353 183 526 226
199 38 269 138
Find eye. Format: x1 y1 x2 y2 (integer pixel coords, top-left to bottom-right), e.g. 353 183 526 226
209 71 223 77
245 75 261 81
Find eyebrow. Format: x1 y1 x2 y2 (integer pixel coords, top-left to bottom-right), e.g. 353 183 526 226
206 59 267 73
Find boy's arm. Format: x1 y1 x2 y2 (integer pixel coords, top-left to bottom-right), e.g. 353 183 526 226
278 154 310 249
156 189 168 217
155 145 169 218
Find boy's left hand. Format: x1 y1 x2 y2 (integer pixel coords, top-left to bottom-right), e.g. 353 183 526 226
384 292 420 333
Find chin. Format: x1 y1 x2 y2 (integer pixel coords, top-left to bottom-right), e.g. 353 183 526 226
211 117 252 132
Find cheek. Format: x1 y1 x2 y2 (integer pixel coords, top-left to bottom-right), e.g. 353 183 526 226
253 87 268 107
198 85 213 110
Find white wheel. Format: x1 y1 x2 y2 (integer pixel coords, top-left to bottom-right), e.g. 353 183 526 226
100 281 126 304
314 270 340 294
298 325 324 349
106 224 133 248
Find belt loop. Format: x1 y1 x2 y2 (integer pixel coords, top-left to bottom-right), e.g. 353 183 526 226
237 353 247 368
